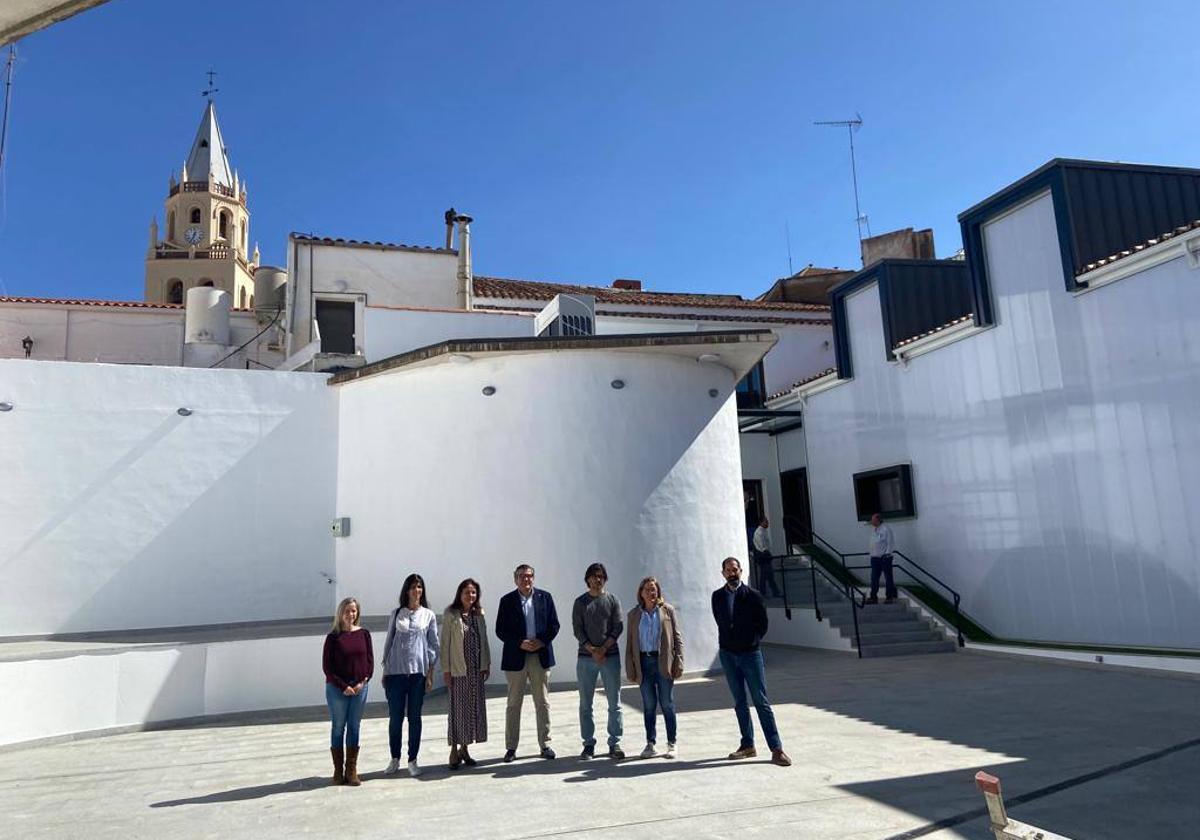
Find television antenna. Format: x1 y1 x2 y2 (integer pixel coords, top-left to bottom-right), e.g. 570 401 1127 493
815 113 868 262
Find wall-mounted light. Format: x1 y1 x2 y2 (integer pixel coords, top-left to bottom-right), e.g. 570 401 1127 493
0 402 12 412
482 386 496 396
21 336 33 359
708 388 719 398
176 407 193 416
697 353 721 364
610 379 625 389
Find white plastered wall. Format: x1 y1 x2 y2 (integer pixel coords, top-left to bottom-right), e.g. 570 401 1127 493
333 349 748 674
803 191 1200 648
0 359 338 636
363 306 533 362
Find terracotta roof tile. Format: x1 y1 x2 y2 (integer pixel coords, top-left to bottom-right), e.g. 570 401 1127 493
0 295 183 309
768 367 837 400
291 232 453 254
473 275 830 313
472 303 829 325
0 295 256 312
892 314 975 349
1080 220 1200 273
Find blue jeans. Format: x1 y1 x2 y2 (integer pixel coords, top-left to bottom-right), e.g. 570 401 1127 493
719 649 781 751
577 655 623 748
383 673 426 761
638 653 677 745
870 555 897 600
325 682 369 748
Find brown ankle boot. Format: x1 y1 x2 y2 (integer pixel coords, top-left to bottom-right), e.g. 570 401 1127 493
345 746 361 786
330 747 345 785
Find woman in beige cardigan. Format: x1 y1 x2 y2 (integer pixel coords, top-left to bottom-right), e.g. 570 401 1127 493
440 578 491 769
625 576 683 759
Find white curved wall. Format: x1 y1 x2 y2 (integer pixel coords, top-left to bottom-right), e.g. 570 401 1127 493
334 349 748 673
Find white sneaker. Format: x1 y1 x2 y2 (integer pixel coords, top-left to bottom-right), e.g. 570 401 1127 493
407 760 422 777
640 742 658 759
664 742 677 759
384 758 400 775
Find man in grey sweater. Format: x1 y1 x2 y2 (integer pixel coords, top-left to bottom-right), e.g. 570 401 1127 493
572 562 625 759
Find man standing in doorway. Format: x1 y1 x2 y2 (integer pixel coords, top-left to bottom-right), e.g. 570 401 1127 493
752 517 782 598
495 564 560 761
572 562 625 759
711 556 791 767
867 513 897 605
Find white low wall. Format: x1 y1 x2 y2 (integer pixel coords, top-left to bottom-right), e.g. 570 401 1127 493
764 607 855 652
0 360 339 636
0 634 385 748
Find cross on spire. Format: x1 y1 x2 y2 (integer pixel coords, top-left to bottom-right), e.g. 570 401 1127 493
201 68 219 100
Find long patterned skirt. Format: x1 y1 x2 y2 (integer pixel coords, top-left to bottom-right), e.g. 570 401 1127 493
447 613 488 745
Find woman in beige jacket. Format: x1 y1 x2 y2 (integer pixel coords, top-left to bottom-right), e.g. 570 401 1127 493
624 576 683 759
440 578 491 769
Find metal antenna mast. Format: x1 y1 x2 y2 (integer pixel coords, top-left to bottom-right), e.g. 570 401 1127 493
815 114 866 262
0 45 16 178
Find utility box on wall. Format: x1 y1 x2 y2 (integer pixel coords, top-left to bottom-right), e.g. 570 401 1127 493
331 517 351 537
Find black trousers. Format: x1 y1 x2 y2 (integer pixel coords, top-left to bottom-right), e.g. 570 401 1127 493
754 551 781 597
869 555 897 600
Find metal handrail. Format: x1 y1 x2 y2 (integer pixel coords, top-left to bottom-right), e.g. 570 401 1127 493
810 529 965 648
765 552 866 659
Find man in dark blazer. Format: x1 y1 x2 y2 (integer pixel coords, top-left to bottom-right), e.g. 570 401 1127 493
496 563 560 761
711 556 791 767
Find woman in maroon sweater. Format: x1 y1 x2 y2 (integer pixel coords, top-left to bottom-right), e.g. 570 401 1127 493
323 596 373 786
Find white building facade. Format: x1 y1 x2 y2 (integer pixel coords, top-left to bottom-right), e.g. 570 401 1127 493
770 159 1200 651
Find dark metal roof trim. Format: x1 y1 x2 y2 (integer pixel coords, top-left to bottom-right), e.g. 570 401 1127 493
327 329 775 386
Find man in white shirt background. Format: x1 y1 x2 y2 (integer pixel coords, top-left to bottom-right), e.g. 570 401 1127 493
752 517 782 598
866 512 897 605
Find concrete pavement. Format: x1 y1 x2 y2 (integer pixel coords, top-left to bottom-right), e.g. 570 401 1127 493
1 646 1198 839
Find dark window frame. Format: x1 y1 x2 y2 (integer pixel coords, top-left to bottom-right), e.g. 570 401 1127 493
852 464 916 522
736 360 767 408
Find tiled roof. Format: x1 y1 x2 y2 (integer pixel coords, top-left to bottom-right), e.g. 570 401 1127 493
0 295 255 312
768 367 837 400
0 295 183 309
1080 219 1200 273
892 314 975 349
291 233 454 254
473 275 829 313
472 303 830 326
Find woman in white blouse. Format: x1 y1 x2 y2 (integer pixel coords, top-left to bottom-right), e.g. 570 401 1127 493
380 573 440 777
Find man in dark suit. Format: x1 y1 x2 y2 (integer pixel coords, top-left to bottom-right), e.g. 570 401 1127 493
711 556 791 767
495 563 560 761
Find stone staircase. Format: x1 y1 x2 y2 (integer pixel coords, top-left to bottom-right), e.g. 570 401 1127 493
768 567 957 658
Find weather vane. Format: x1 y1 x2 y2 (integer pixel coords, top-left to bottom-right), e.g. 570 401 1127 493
201 68 219 100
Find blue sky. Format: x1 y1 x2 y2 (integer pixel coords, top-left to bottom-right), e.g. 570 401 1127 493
2 0 1199 301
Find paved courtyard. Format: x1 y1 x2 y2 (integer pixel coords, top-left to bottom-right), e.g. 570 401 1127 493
2 646 1198 839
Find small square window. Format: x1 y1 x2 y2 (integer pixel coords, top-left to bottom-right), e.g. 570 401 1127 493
853 464 915 521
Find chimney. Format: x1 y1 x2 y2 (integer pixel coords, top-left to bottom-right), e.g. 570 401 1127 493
860 227 936 267
612 278 642 291
454 212 473 310
444 207 456 251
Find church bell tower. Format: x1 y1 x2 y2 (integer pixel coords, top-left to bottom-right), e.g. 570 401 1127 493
144 100 258 307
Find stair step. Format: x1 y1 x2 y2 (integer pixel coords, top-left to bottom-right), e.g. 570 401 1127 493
859 639 957 658
845 628 944 645
823 608 915 624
